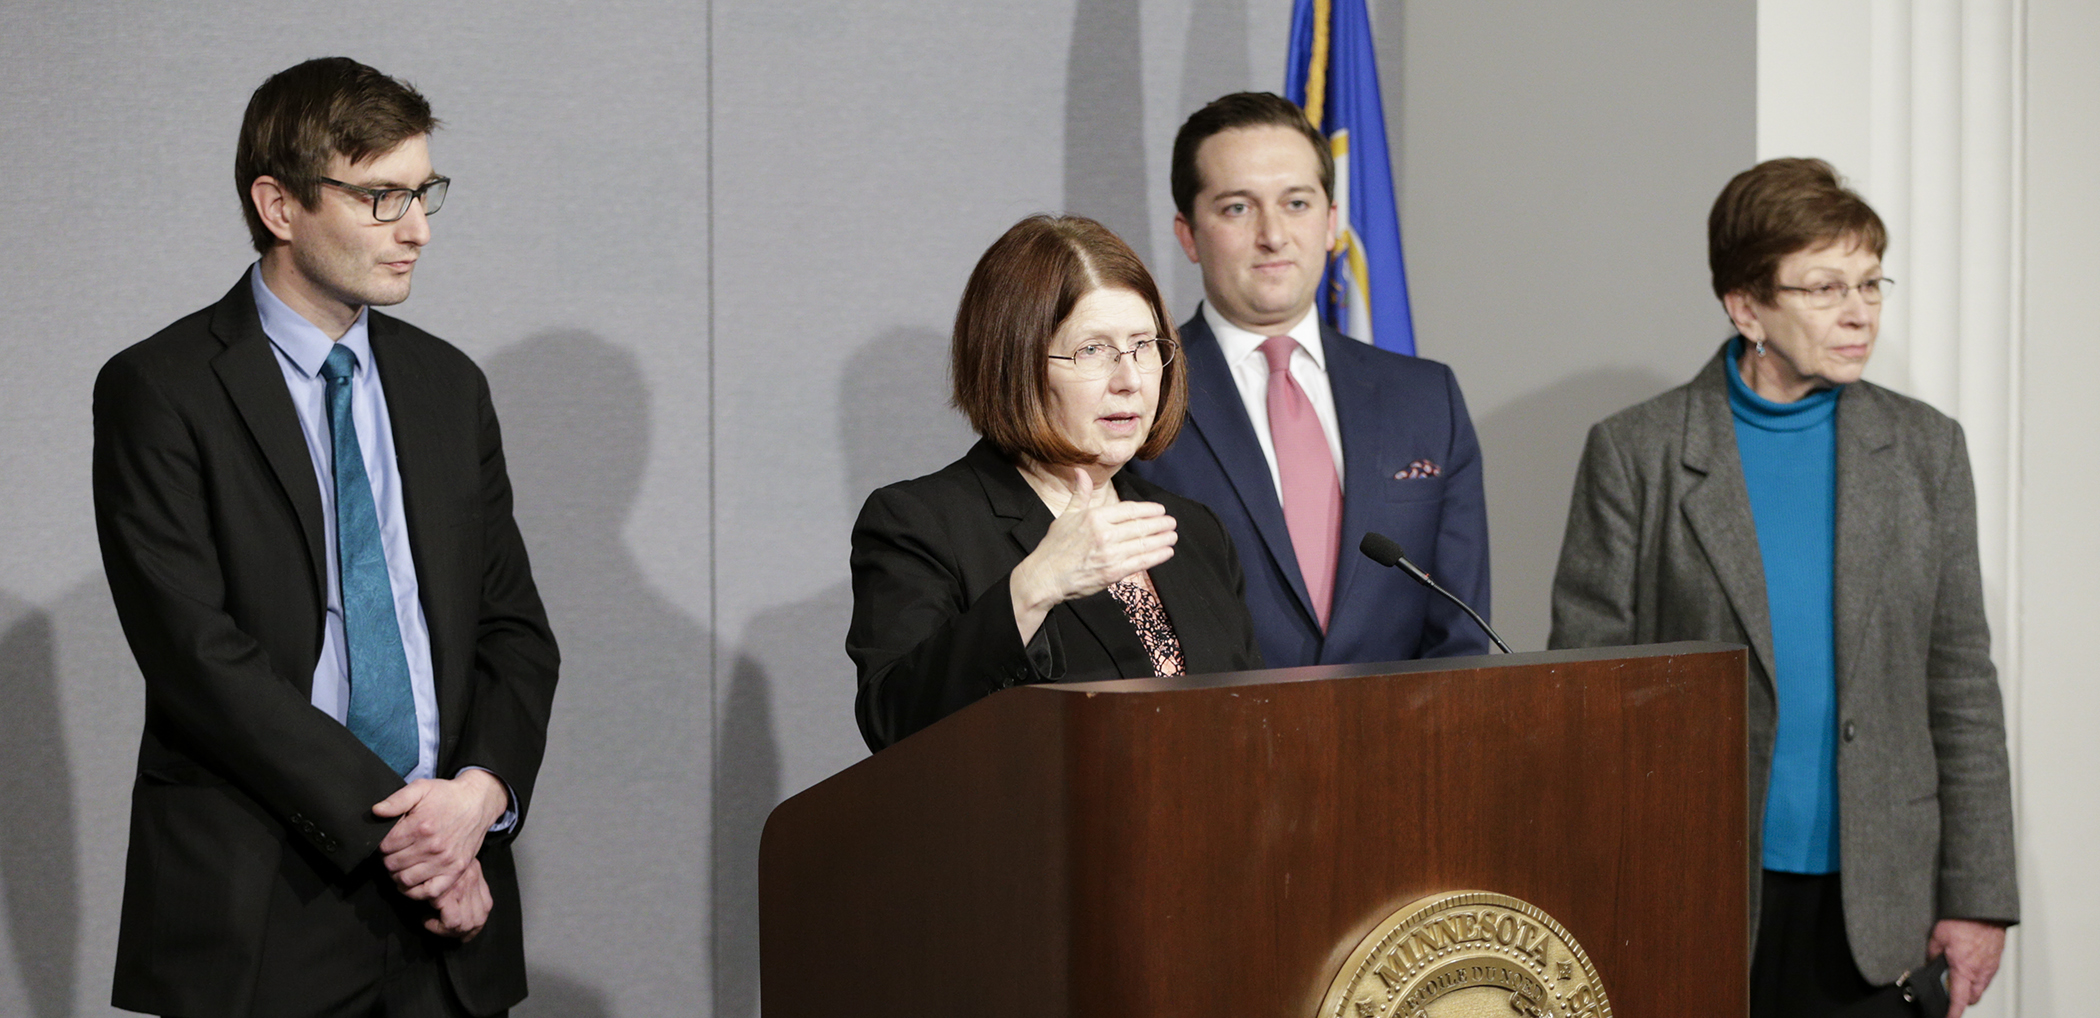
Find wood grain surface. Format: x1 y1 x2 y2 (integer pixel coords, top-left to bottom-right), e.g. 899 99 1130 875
761 643 1748 1017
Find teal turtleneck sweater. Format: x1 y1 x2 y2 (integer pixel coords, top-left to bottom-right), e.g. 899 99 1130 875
1726 336 1842 874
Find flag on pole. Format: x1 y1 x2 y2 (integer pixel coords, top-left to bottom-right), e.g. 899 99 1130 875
1286 0 1416 355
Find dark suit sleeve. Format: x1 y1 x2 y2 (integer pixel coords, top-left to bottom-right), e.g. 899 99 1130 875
1197 501 1265 670
448 369 560 841
1548 420 1641 650
1420 364 1493 657
1923 421 2018 923
93 353 402 873
847 484 1056 752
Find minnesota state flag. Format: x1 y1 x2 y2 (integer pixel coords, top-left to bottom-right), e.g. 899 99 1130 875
1286 0 1416 355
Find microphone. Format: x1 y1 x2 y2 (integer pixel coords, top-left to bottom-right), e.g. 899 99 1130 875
1358 532 1511 654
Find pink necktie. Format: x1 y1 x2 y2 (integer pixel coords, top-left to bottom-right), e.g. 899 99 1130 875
1260 335 1342 631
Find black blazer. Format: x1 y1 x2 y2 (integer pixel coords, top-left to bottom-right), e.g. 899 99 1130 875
848 439 1264 751
92 278 559 1017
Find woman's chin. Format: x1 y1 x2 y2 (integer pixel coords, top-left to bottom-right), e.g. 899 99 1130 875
1090 442 1144 472
1817 361 1870 387
1082 425 1146 459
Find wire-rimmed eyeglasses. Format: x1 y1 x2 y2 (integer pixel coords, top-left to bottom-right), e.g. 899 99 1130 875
1773 277 1895 309
317 175 450 223
1047 338 1178 380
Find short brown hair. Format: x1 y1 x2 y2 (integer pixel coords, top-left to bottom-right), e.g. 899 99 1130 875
1708 157 1887 303
951 215 1188 467
1171 92 1334 218
236 57 438 254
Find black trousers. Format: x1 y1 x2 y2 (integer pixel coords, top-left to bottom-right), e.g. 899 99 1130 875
172 853 496 1018
1752 870 1877 1018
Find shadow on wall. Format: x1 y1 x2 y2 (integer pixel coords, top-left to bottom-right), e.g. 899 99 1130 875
1472 366 1676 651
485 332 713 1014
1162 0 1256 313
0 572 157 1018
1179 0 1251 157
712 326 973 1018
1066 0 1153 262
0 596 76 1018
515 967 612 1018
711 638 790 1018
837 327 978 504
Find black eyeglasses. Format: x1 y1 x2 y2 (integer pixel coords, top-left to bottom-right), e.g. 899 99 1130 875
316 175 450 223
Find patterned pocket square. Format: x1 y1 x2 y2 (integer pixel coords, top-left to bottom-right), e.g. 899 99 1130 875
1394 459 1441 480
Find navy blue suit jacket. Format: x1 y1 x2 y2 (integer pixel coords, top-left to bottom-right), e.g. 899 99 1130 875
1130 311 1491 666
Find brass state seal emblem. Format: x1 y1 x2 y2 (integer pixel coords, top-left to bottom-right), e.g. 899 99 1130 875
1315 891 1610 1018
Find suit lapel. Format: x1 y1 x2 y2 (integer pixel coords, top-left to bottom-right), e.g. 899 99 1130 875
367 314 472 731
1063 596 1150 677
208 280 328 606
970 441 1150 678
1676 350 1778 686
1832 383 1897 700
1140 511 1232 674
1321 327 1383 635
1177 314 1320 626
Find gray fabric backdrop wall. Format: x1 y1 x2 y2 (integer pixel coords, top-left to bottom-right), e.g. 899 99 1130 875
0 1 1749 1014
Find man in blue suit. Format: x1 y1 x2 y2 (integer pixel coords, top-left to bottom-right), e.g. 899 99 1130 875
1131 93 1491 667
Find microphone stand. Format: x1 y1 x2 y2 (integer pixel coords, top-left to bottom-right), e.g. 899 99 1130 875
1357 533 1512 654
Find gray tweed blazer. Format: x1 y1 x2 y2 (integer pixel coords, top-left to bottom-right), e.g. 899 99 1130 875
1548 343 2018 983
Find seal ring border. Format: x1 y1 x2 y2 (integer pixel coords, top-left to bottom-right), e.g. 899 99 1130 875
1315 889 1612 1018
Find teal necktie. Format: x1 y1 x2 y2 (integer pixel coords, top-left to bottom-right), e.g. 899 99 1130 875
320 345 418 776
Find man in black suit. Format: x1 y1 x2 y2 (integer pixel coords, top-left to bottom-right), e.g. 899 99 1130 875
93 57 558 1017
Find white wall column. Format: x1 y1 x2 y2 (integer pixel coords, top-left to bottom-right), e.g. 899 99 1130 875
2008 2 2100 1013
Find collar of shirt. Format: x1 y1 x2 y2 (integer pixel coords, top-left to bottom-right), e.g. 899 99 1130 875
1202 302 1328 375
246 261 446 786
249 261 373 378
1197 301 1347 495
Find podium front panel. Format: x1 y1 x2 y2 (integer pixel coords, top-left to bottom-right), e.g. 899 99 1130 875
763 643 1748 1017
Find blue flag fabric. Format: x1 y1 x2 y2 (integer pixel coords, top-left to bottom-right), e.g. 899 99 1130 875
1286 0 1416 355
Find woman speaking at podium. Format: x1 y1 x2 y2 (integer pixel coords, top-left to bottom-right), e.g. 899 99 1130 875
848 215 1263 753
1549 159 2016 1018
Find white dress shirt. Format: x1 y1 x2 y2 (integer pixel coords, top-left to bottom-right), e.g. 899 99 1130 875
1201 302 1347 495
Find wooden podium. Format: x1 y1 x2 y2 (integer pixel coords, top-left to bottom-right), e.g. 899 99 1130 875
761 643 1748 1016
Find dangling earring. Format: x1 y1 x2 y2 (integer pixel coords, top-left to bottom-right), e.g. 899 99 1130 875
1754 340 1766 358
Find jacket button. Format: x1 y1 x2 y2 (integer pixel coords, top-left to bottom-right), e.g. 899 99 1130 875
1842 720 1857 742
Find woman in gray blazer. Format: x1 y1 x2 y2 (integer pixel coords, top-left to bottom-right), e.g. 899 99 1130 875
1549 159 2016 1018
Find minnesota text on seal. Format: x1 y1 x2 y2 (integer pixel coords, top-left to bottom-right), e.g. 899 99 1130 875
1316 890 1611 1018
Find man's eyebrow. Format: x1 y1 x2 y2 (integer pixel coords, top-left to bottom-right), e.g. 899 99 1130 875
1208 184 1320 202
348 172 443 189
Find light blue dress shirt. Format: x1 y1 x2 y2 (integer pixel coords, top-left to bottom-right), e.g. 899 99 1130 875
252 264 444 781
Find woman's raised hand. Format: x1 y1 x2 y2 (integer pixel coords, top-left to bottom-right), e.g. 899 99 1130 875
1010 468 1177 641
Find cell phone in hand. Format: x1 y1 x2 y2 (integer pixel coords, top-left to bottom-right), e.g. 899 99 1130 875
1909 954 1953 1018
